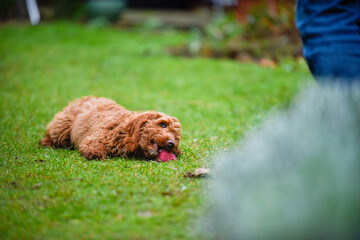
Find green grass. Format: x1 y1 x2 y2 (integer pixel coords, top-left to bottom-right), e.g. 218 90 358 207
0 22 312 239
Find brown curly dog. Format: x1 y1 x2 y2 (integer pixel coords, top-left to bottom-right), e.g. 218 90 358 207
40 96 181 161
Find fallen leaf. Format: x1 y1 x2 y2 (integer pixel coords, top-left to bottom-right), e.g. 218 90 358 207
194 167 211 176
184 167 211 178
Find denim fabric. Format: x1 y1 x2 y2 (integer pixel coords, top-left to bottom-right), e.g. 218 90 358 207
296 0 360 83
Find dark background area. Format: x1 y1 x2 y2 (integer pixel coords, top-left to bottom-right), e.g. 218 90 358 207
1 0 209 20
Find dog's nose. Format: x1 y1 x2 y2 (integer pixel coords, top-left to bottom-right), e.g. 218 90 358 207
167 140 175 149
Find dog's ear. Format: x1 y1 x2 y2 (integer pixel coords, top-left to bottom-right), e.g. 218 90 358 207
124 112 160 152
171 117 182 137
127 112 160 135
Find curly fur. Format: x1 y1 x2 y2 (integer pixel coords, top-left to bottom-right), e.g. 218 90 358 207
40 96 182 160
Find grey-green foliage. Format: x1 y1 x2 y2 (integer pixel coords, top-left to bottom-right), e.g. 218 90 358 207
207 84 360 239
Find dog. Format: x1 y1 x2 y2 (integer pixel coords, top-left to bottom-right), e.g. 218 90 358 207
40 96 182 161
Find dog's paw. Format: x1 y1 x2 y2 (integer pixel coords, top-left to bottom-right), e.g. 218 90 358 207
80 149 107 160
39 137 52 148
79 142 107 160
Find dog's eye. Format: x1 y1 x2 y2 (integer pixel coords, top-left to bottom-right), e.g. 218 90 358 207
160 123 167 128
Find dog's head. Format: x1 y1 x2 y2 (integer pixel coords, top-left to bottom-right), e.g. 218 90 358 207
127 111 182 160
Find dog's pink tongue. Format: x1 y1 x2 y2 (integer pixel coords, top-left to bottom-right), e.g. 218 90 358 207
158 150 176 162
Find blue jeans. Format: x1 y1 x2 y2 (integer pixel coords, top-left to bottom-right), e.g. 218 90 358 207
296 0 360 84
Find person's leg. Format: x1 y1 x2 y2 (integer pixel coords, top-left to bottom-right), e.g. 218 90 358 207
296 0 360 84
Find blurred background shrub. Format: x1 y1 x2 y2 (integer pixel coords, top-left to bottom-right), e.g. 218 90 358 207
1 0 301 63
169 0 301 63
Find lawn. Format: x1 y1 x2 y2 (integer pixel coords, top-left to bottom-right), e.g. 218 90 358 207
0 22 312 239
